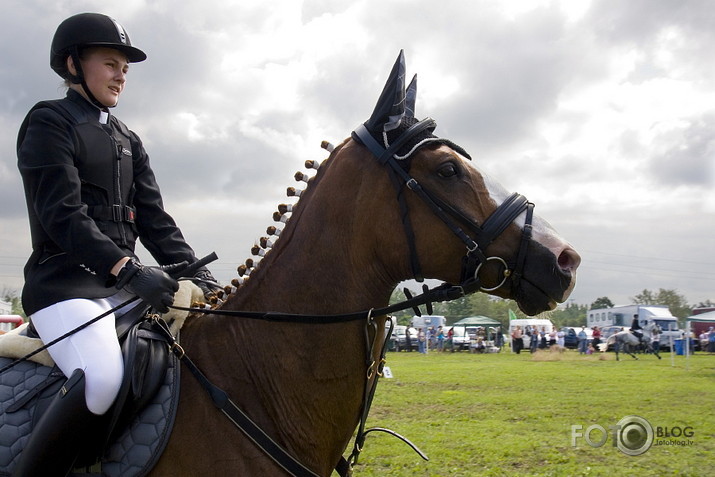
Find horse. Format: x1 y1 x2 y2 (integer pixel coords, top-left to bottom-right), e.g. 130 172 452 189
602 325 662 361
6 51 581 477
148 51 580 476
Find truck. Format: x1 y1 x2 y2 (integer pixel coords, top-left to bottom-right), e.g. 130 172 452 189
586 305 680 349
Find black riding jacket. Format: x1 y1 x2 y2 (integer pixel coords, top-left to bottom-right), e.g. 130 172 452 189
17 90 197 315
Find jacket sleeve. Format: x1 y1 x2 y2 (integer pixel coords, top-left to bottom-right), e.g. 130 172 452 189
129 131 198 266
17 107 128 278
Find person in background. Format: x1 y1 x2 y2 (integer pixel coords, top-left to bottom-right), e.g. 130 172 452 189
446 326 455 352
556 328 565 348
511 325 523 354
530 328 539 353
630 314 643 339
591 326 601 348
418 328 426 354
13 13 220 476
577 327 588 354
650 324 661 354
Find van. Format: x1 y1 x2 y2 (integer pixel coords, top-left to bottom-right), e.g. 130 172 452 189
508 318 554 349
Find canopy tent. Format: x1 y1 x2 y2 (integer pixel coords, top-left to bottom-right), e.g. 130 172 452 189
686 310 715 324
452 316 501 327
683 311 715 369
450 315 504 349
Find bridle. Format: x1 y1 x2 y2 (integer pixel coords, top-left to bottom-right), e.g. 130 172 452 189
352 118 535 296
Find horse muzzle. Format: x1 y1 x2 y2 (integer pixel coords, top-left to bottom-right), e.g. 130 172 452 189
511 240 580 315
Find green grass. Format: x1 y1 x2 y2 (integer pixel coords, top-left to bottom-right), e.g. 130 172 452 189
350 349 715 477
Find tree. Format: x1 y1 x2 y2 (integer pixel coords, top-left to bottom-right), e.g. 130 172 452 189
2 287 26 319
590 297 614 309
631 289 656 305
549 302 589 328
389 287 413 325
631 288 691 319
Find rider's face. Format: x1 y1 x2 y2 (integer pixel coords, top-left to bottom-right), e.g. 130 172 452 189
68 47 129 108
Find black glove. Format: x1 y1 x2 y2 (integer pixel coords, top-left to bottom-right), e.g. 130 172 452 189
193 267 222 301
115 258 182 313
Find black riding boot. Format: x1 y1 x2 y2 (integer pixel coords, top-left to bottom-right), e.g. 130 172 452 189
12 369 101 477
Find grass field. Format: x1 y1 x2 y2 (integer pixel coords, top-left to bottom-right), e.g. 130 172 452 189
351 348 714 477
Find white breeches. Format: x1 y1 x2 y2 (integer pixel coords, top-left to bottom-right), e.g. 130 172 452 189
30 290 138 415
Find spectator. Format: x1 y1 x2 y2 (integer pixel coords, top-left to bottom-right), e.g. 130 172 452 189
578 327 588 354
511 326 524 354
592 326 601 348
557 328 565 348
530 329 539 354
494 326 504 351
650 324 661 353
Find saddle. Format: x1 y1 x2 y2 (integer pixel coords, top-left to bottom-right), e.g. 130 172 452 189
0 282 202 476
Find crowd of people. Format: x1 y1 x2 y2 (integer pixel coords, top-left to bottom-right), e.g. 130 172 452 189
395 320 715 356
700 327 715 353
511 325 603 355
396 325 505 353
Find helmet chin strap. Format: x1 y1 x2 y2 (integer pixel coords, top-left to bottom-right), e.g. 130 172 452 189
67 46 111 110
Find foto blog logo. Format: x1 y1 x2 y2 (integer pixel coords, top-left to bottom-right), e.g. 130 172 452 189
571 415 654 456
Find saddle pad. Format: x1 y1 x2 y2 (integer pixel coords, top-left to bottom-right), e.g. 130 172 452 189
0 352 180 477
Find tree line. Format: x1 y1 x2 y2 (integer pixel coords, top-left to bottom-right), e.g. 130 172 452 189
390 286 714 330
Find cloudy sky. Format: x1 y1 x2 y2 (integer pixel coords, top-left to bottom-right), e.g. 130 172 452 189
0 0 713 312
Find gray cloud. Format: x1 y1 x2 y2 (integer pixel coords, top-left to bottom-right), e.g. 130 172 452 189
648 114 715 187
0 0 713 307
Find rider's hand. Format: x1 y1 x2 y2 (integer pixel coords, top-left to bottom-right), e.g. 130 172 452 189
192 267 222 301
115 258 181 313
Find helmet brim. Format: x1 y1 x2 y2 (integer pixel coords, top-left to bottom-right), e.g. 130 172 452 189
83 42 147 63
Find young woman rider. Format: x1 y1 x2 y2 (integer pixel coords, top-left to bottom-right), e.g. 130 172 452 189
14 13 220 476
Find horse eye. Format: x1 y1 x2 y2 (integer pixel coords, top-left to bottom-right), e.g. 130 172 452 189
437 163 459 178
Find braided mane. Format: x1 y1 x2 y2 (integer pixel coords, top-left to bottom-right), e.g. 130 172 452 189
193 141 338 309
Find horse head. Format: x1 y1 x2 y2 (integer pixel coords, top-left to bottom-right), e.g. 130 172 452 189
346 51 580 315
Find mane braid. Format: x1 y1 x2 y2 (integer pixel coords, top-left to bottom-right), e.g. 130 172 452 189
216 140 337 306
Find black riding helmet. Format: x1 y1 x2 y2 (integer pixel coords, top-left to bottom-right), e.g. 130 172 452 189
50 13 146 107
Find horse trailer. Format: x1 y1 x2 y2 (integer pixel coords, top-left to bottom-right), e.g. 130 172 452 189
410 315 446 331
586 305 680 348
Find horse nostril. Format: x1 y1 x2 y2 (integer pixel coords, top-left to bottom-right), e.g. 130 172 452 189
558 248 581 273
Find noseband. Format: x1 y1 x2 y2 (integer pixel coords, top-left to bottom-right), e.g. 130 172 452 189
352 119 534 295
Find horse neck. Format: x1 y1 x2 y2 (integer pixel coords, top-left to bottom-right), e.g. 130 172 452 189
229 140 404 313
184 141 401 472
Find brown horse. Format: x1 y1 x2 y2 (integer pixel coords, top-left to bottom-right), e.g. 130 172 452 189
150 51 580 476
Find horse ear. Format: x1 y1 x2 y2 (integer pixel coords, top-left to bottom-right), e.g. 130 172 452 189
405 74 417 118
365 50 406 133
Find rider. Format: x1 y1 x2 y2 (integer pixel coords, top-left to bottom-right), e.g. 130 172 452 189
14 13 220 476
630 314 643 339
